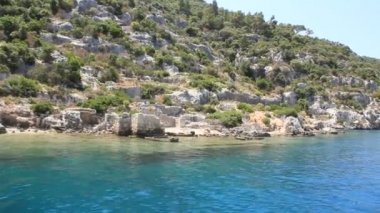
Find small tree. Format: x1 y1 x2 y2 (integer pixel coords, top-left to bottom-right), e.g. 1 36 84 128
51 0 59 14
212 0 218 16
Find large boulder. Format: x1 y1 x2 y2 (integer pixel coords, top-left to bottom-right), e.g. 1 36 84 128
118 12 132 26
77 0 97 12
283 91 297 106
131 114 164 137
283 117 304 135
0 123 6 134
171 89 211 105
114 113 131 136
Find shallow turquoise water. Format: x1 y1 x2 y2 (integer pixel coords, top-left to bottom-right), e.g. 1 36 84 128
0 132 379 212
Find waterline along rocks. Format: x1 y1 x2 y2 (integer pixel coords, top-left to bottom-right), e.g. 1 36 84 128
1 0 380 138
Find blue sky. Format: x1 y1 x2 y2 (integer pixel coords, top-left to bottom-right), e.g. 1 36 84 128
205 0 379 58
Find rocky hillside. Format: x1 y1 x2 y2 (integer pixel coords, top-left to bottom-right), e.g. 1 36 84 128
1 0 380 138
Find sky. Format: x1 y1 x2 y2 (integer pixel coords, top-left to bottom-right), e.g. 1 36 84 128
205 0 379 58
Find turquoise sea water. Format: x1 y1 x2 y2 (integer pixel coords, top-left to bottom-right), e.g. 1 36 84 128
0 131 379 212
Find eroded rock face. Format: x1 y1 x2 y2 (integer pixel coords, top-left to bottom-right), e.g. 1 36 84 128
364 102 380 129
0 123 6 134
217 89 260 104
261 95 282 105
283 117 304 135
131 113 164 137
179 113 206 128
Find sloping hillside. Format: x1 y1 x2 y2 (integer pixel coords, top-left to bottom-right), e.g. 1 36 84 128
0 0 380 137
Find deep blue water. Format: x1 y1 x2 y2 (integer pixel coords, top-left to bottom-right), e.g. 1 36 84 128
0 131 379 212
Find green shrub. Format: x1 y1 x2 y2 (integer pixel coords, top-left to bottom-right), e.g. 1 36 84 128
208 110 243 128
0 75 40 97
32 101 53 115
372 90 380 100
100 68 119 83
202 104 217 114
274 107 298 117
295 85 317 99
141 84 166 100
237 103 254 113
297 99 308 111
190 74 221 92
256 78 272 90
81 92 130 113
262 117 271 126
162 95 173 106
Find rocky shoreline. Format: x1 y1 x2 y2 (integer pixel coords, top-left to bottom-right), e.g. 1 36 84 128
1 95 379 141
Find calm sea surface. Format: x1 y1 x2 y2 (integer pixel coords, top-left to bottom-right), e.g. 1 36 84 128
0 131 379 212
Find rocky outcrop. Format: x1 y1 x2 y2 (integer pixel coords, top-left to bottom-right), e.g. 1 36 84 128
261 95 282 105
328 76 378 91
77 0 98 12
171 89 211 105
118 12 132 26
283 91 297 106
0 123 6 134
283 117 304 135
147 14 166 25
131 113 164 137
217 89 260 104
334 92 371 108
49 21 73 32
188 43 218 61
